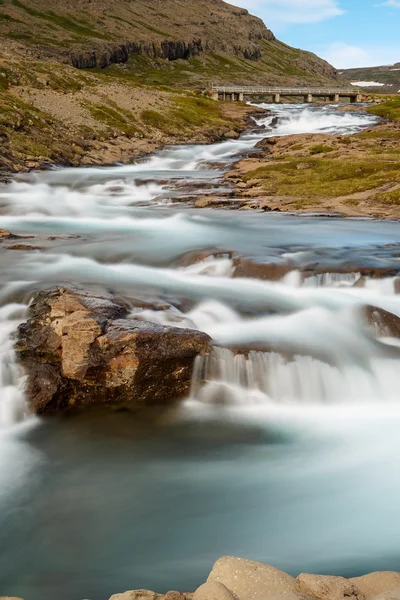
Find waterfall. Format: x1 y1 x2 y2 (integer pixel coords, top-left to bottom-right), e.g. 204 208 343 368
190 347 400 406
0 304 29 427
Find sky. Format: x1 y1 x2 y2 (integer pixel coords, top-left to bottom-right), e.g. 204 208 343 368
226 0 400 69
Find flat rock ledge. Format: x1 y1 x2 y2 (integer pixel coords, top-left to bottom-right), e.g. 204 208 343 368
15 286 210 414
6 558 400 600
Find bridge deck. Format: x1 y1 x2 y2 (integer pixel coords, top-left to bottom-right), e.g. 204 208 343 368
211 86 359 95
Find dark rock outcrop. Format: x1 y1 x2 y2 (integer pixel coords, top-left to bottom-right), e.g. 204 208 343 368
16 286 210 414
70 39 203 69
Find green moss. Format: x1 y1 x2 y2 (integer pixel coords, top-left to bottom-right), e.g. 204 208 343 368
10 0 110 39
141 109 170 130
309 144 335 155
243 157 400 198
374 188 400 205
86 102 141 137
0 11 22 22
368 97 400 121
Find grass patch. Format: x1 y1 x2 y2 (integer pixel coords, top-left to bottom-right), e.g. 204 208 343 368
10 0 110 39
141 109 170 130
309 144 335 155
374 188 400 205
243 157 400 198
87 103 141 137
368 97 400 121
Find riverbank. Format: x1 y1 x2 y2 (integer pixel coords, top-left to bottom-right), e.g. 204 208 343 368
227 99 400 218
0 50 256 174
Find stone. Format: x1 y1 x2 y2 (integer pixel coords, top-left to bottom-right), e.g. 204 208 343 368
350 573 400 598
296 574 365 600
16 286 211 413
370 592 400 600
193 582 234 600
207 556 296 600
109 591 161 600
364 306 400 338
164 592 188 600
233 257 291 281
0 228 12 237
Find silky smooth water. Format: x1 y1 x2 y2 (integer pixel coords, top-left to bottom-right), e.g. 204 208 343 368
1 104 400 600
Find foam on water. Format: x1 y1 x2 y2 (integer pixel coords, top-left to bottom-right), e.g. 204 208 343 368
0 304 29 427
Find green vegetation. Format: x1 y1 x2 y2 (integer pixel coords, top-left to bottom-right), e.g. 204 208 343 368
141 95 235 136
10 0 110 39
367 97 400 121
309 144 335 155
374 188 400 205
86 103 141 137
243 157 400 198
141 109 170 130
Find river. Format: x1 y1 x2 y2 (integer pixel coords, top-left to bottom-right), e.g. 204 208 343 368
1 103 400 600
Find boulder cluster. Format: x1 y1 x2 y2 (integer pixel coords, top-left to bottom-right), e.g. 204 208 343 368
5 556 398 600
110 557 400 600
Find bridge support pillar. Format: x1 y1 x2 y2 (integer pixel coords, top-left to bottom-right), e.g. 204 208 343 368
356 94 362 103
334 94 340 103
211 92 219 101
239 92 244 102
304 93 312 103
350 95 361 103
274 93 280 103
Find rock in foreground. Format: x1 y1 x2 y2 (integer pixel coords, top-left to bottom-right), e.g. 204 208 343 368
16 286 210 414
107 559 400 600
207 556 296 600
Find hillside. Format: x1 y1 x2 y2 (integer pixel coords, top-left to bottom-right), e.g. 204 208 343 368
0 0 342 171
343 63 400 94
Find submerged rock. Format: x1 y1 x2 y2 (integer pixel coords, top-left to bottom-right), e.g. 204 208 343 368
365 306 400 338
207 556 296 600
16 286 210 414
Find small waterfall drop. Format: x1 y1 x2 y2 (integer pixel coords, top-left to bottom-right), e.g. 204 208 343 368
191 347 400 406
0 304 29 427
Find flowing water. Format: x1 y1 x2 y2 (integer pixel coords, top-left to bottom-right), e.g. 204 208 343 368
1 104 400 600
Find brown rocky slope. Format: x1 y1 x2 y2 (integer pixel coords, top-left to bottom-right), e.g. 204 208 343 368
0 0 342 171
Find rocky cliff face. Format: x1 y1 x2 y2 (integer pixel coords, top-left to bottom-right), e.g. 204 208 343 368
0 0 339 84
70 40 204 69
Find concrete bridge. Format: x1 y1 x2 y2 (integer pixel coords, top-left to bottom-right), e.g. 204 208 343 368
211 86 362 104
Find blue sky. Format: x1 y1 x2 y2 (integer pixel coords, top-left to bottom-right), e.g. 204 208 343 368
227 0 400 69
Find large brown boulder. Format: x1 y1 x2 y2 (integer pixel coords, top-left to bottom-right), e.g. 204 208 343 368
207 556 296 600
350 573 400 598
16 286 210 414
296 574 364 600
193 582 234 600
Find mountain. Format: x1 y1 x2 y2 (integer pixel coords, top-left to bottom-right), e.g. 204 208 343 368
0 0 342 172
0 0 339 85
342 63 400 94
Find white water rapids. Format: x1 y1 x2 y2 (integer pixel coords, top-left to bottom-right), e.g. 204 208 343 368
2 103 400 600
0 103 397 423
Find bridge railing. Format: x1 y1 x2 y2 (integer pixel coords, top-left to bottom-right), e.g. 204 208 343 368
211 85 360 94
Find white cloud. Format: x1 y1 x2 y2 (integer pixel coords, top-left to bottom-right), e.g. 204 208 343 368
320 43 369 69
226 0 344 24
319 42 400 69
378 0 400 7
